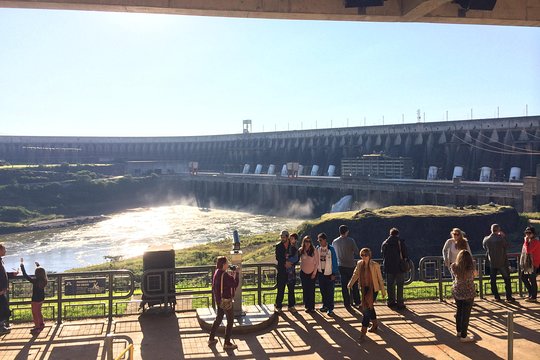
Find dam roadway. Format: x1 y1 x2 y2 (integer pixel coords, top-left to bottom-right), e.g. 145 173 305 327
177 172 525 212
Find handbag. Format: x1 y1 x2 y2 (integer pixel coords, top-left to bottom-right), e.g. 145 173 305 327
398 240 410 273
218 272 233 311
520 247 534 274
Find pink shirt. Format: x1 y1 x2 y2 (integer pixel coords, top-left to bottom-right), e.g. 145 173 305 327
300 248 319 275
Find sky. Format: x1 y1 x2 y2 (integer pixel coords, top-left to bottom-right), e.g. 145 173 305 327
0 8 539 137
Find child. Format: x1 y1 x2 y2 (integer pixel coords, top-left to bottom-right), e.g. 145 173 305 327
20 258 47 334
450 250 476 342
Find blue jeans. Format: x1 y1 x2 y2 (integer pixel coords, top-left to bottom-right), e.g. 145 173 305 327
521 271 538 299
361 291 378 327
455 299 474 338
276 271 296 308
489 266 512 300
386 272 405 306
301 271 316 310
318 272 335 311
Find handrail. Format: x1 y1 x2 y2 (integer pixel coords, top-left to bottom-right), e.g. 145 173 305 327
418 254 523 301
105 333 134 360
114 344 134 360
8 270 136 323
141 260 415 309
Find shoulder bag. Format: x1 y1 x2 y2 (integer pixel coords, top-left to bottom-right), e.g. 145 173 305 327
219 272 233 311
398 240 411 273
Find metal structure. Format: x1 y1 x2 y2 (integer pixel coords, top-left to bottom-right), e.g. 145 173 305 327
418 253 523 301
8 270 135 323
4 253 528 325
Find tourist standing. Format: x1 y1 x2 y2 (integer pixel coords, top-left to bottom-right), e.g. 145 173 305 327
286 233 300 311
275 230 294 312
299 236 319 313
482 224 515 302
20 258 48 334
381 228 408 310
348 248 386 342
333 225 361 308
520 226 540 302
0 243 18 335
316 233 338 315
450 250 476 342
209 256 239 350
443 228 472 270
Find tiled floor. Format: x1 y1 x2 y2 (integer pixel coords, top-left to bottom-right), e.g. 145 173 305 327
1 298 539 360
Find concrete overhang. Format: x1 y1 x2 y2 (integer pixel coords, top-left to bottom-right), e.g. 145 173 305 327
0 0 539 27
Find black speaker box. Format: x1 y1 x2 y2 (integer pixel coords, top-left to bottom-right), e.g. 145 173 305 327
455 0 497 10
344 0 384 8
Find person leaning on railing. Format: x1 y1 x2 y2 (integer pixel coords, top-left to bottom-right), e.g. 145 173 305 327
520 226 540 302
208 256 239 350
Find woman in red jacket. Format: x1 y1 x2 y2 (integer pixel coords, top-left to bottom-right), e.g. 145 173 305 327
208 256 240 350
520 226 540 302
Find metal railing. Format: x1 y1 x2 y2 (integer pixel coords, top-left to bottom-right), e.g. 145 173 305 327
6 253 527 323
141 259 416 310
418 253 523 301
8 270 136 323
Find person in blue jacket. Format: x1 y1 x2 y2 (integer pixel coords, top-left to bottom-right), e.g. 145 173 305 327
316 233 339 315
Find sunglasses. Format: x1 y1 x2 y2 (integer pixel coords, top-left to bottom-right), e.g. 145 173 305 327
525 231 532 235
360 254 369 257
452 233 459 236
304 240 311 243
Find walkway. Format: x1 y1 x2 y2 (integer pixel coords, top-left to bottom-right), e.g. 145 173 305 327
1 298 539 360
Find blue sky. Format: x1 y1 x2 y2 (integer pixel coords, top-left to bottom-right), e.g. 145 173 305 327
0 9 539 137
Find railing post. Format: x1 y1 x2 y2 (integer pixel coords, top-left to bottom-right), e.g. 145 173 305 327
507 311 514 360
105 333 114 360
257 265 262 306
108 272 114 322
477 257 484 299
438 259 443 302
57 274 63 324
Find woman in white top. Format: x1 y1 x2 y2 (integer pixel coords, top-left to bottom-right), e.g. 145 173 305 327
443 228 472 269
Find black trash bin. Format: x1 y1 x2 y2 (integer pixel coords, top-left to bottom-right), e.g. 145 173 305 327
140 244 176 312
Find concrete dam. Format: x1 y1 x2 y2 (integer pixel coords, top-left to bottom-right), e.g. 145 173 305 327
1 116 539 213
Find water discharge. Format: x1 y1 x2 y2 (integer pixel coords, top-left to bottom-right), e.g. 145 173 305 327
2 205 302 272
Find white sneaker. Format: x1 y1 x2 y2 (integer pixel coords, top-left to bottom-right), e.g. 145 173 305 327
460 336 475 343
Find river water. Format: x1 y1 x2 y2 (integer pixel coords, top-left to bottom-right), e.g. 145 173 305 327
1 205 302 273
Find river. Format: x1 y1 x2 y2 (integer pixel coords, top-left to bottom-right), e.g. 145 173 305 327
1 205 302 272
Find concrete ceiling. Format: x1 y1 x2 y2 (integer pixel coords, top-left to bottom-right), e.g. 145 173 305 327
0 0 539 27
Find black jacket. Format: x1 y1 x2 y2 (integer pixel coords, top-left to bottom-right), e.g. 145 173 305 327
275 241 288 274
381 235 409 274
21 264 46 302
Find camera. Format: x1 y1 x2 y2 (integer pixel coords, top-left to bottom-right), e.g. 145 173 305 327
229 264 238 271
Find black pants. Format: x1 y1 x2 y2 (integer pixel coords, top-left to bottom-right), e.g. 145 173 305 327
455 299 474 338
339 266 360 306
521 271 538 299
210 305 234 344
318 272 335 311
300 271 316 311
275 272 295 308
361 291 378 327
0 294 11 323
386 272 405 306
489 266 513 300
